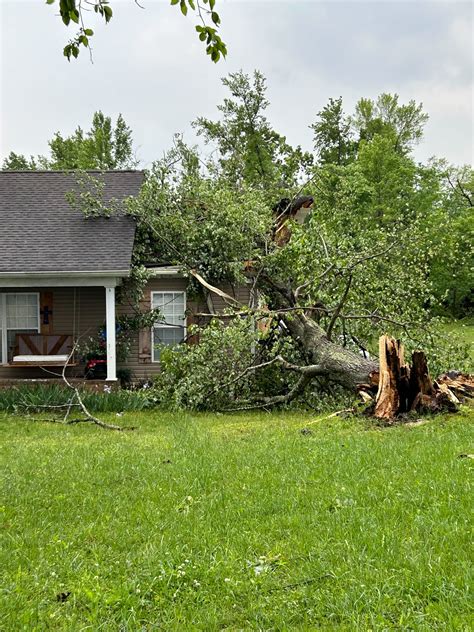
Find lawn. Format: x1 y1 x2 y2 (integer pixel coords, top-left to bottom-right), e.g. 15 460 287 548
1 408 473 630
442 316 474 363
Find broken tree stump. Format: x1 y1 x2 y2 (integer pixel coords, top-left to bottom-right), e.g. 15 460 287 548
374 335 410 419
373 335 471 420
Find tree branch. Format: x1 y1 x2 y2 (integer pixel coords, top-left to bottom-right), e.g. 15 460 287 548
326 273 353 341
34 343 135 431
225 373 313 411
189 269 242 307
347 241 398 271
220 354 327 394
341 310 408 329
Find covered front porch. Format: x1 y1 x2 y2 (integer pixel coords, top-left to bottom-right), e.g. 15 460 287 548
0 273 121 382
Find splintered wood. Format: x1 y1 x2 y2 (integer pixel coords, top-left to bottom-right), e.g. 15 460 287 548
373 335 472 420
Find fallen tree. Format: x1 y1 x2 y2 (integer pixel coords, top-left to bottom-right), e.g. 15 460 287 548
70 73 471 414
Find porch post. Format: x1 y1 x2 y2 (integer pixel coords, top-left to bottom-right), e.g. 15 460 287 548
105 286 117 381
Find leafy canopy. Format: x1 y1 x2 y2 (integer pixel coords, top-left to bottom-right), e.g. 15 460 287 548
125 73 471 391
194 70 313 195
2 111 136 170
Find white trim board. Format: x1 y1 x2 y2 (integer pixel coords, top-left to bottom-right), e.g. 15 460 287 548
0 275 123 288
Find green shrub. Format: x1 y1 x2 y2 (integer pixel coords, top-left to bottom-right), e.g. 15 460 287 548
153 318 259 410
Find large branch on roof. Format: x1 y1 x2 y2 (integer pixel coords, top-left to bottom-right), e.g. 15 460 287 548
272 195 315 247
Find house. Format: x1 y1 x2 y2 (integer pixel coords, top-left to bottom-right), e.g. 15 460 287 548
0 171 250 382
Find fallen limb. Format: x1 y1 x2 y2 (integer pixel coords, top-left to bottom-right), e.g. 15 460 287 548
303 408 354 427
190 269 242 308
32 346 136 431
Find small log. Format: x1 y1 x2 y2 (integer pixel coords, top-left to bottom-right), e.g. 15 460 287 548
436 373 474 399
436 383 460 406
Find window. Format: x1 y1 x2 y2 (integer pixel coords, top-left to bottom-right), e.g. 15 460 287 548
0 293 40 363
151 291 186 362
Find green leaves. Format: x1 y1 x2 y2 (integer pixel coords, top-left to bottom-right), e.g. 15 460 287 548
194 23 226 62
4 111 136 170
103 5 113 22
173 2 226 62
48 1 114 60
193 70 310 189
63 42 79 61
49 0 227 63
69 9 79 24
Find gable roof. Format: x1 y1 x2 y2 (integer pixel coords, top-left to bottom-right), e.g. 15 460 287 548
0 170 143 275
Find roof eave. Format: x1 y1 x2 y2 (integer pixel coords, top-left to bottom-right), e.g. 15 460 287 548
0 269 131 278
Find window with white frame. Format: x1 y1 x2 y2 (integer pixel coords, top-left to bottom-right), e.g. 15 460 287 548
151 291 186 362
0 293 40 363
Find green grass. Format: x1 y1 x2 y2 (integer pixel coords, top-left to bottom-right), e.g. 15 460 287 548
1 409 473 630
441 316 474 362
437 316 474 366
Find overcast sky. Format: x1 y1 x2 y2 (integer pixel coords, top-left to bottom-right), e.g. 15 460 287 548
1 0 472 167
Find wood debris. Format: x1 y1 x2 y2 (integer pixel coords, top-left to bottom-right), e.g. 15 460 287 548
371 335 473 421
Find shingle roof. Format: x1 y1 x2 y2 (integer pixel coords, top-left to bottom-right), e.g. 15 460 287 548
0 171 143 274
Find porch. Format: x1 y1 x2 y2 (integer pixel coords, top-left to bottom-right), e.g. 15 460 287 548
0 276 120 382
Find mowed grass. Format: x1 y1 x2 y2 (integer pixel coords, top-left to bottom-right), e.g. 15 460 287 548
442 316 474 363
445 316 474 362
1 408 473 630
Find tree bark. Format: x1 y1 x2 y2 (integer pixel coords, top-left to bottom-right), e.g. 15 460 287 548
374 335 410 419
280 311 378 390
373 337 469 420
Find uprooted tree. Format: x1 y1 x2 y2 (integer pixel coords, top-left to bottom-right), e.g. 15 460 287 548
72 71 472 414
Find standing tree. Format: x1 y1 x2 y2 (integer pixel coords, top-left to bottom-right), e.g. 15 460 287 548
2 111 136 171
310 97 355 166
194 70 313 194
351 93 429 155
427 161 474 317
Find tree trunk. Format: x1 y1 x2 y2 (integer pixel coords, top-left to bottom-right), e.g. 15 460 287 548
280 311 378 390
374 335 410 418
